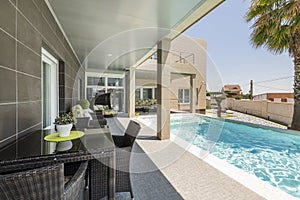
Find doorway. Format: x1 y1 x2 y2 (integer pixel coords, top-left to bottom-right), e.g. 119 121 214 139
42 48 58 130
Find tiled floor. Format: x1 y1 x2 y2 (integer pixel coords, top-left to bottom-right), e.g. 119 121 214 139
111 115 265 200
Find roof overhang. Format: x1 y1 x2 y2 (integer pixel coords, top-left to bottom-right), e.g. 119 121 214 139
46 0 224 71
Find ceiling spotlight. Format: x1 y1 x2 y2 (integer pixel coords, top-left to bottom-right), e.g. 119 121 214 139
107 53 113 57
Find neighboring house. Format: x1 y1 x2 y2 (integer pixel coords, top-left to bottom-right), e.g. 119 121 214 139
85 35 207 113
254 93 294 103
222 84 242 99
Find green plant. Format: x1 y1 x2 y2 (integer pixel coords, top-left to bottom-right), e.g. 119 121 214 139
246 0 300 130
135 112 140 116
206 105 212 109
98 106 105 111
79 99 90 109
54 112 75 125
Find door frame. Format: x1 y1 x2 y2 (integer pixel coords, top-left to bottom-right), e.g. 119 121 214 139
41 48 59 130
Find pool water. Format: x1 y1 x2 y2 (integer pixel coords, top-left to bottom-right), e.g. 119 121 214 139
142 115 300 198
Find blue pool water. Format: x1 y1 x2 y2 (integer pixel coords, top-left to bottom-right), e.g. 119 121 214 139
142 115 300 198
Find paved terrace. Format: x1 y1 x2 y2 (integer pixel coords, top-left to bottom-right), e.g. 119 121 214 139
108 114 267 200
206 109 287 129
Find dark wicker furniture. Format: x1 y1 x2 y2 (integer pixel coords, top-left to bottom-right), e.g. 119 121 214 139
0 163 65 200
0 161 87 200
0 128 115 200
112 120 141 198
75 116 107 131
64 161 88 200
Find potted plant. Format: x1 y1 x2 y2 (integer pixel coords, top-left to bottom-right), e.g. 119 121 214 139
79 99 92 119
54 112 75 137
79 99 90 110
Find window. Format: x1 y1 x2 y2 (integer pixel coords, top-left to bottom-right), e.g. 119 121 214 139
86 88 93 101
85 73 125 111
87 77 105 86
143 88 153 99
135 87 156 100
108 78 123 86
178 89 190 103
42 48 58 130
135 89 141 100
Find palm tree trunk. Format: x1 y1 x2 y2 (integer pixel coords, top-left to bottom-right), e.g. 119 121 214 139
291 29 300 130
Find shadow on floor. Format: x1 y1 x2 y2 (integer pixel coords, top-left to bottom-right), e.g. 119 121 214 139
103 141 183 200
107 116 183 199
128 143 183 200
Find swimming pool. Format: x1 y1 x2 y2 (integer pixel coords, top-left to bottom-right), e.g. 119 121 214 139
140 114 300 198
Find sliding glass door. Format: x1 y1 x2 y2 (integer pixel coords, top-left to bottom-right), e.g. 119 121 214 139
42 49 58 130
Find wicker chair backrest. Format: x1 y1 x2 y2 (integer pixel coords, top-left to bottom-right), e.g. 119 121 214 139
0 164 64 200
124 120 141 146
64 162 88 200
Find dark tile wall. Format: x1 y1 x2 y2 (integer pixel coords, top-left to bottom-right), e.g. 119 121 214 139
0 0 85 147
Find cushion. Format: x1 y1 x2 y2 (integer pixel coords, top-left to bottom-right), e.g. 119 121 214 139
72 104 84 123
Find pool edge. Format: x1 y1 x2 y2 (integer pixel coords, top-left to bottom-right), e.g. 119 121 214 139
170 134 298 200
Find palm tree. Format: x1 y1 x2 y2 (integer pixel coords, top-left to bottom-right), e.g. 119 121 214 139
246 0 300 130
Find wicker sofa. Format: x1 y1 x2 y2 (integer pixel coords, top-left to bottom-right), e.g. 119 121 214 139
72 104 107 131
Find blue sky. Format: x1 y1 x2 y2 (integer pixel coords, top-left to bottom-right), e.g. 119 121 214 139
184 0 294 95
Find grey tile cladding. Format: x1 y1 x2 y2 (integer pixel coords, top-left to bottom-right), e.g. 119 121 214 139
0 0 81 146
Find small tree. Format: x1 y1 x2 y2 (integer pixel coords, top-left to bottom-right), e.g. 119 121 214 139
246 0 300 130
243 93 251 99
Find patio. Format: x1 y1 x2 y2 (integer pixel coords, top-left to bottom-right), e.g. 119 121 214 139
1 0 274 199
110 116 264 200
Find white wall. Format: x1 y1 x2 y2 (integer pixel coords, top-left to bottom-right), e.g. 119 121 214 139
227 98 294 126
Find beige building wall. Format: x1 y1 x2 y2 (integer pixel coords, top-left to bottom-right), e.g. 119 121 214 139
136 35 207 112
227 98 294 126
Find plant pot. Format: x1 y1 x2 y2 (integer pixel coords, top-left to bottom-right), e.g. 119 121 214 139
56 141 73 151
83 109 92 120
56 124 73 137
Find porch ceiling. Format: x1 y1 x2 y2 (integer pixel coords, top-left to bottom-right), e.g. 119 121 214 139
46 0 223 71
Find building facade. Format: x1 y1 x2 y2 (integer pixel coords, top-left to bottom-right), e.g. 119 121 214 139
254 93 294 103
85 35 207 113
222 84 242 99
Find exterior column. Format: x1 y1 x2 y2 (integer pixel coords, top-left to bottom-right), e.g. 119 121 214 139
190 75 196 113
125 68 135 118
157 38 171 140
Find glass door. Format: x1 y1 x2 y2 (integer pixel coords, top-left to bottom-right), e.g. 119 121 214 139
42 49 58 130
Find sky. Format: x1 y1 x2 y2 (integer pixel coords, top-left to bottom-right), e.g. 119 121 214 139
184 0 294 95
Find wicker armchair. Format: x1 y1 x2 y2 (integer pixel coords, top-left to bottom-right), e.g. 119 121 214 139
0 162 88 200
64 162 88 200
112 120 141 198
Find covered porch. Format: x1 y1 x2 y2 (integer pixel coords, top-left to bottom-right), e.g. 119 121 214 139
46 0 222 140
0 0 259 199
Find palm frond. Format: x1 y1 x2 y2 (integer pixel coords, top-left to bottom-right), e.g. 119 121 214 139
246 0 299 56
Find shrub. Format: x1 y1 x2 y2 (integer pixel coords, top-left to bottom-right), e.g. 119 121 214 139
79 99 90 109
